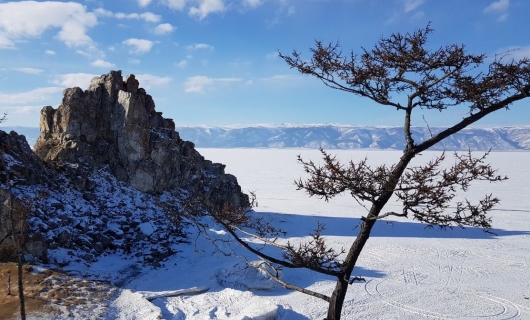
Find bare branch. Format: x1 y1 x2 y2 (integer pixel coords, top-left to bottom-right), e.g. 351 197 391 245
255 260 332 302
394 150 507 229
296 149 390 203
361 211 408 221
282 223 345 272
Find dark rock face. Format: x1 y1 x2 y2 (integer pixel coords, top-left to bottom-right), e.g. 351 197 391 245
0 131 49 186
0 70 249 263
0 131 50 262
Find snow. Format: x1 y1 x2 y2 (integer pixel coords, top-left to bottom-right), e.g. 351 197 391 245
139 222 156 236
28 149 530 319
106 290 163 320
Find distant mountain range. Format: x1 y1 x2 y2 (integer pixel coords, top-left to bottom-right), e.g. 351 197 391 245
2 124 530 151
174 124 530 151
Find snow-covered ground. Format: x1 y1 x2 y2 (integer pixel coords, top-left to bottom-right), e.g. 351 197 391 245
28 149 530 319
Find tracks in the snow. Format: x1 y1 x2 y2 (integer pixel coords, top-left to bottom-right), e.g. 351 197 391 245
360 243 528 319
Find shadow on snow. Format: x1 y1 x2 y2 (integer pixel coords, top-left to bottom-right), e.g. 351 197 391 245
253 211 530 239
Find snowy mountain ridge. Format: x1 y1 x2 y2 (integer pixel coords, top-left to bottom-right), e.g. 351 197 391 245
175 124 530 151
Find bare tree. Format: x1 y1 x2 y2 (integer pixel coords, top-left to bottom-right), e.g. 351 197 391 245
1 113 27 320
4 193 28 320
199 25 530 320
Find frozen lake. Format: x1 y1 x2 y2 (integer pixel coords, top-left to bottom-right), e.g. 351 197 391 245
37 148 530 319
190 148 530 319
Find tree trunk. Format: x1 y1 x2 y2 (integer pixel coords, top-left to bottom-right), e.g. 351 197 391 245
7 191 26 320
326 277 349 320
326 153 415 319
325 218 376 320
17 252 26 320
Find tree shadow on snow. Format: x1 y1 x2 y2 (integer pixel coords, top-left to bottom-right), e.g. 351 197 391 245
253 211 530 239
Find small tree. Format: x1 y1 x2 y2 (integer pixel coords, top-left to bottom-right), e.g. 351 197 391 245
0 113 27 320
4 193 28 320
203 25 530 320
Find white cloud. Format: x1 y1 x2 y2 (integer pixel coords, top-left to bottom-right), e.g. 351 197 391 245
0 33 14 49
91 59 116 68
114 12 161 23
93 8 113 17
75 45 106 60
243 0 263 8
403 0 424 12
184 76 241 93
176 60 188 68
0 1 97 48
484 0 509 13
161 0 187 10
159 0 224 19
0 87 63 104
123 38 154 54
137 0 154 6
95 8 161 22
484 0 510 21
154 23 175 35
186 43 214 51
184 76 213 93
2 105 42 115
135 74 172 89
128 58 141 64
76 49 90 58
0 105 42 127
13 68 43 74
45 50 56 55
51 73 98 88
189 0 225 19
140 12 161 22
260 74 305 86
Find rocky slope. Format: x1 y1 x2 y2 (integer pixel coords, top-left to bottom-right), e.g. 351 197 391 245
0 70 249 265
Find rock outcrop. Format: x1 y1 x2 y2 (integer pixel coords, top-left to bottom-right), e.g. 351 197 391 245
34 70 247 207
0 131 50 262
0 70 249 264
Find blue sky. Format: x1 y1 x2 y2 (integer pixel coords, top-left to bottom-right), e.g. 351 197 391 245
0 0 529 128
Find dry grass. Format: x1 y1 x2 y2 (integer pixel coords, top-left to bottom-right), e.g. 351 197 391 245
0 262 116 319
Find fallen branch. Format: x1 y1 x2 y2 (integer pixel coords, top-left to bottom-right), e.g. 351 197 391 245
140 286 210 301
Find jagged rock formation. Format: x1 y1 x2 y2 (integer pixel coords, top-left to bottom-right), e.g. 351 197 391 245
0 70 249 264
34 71 246 206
